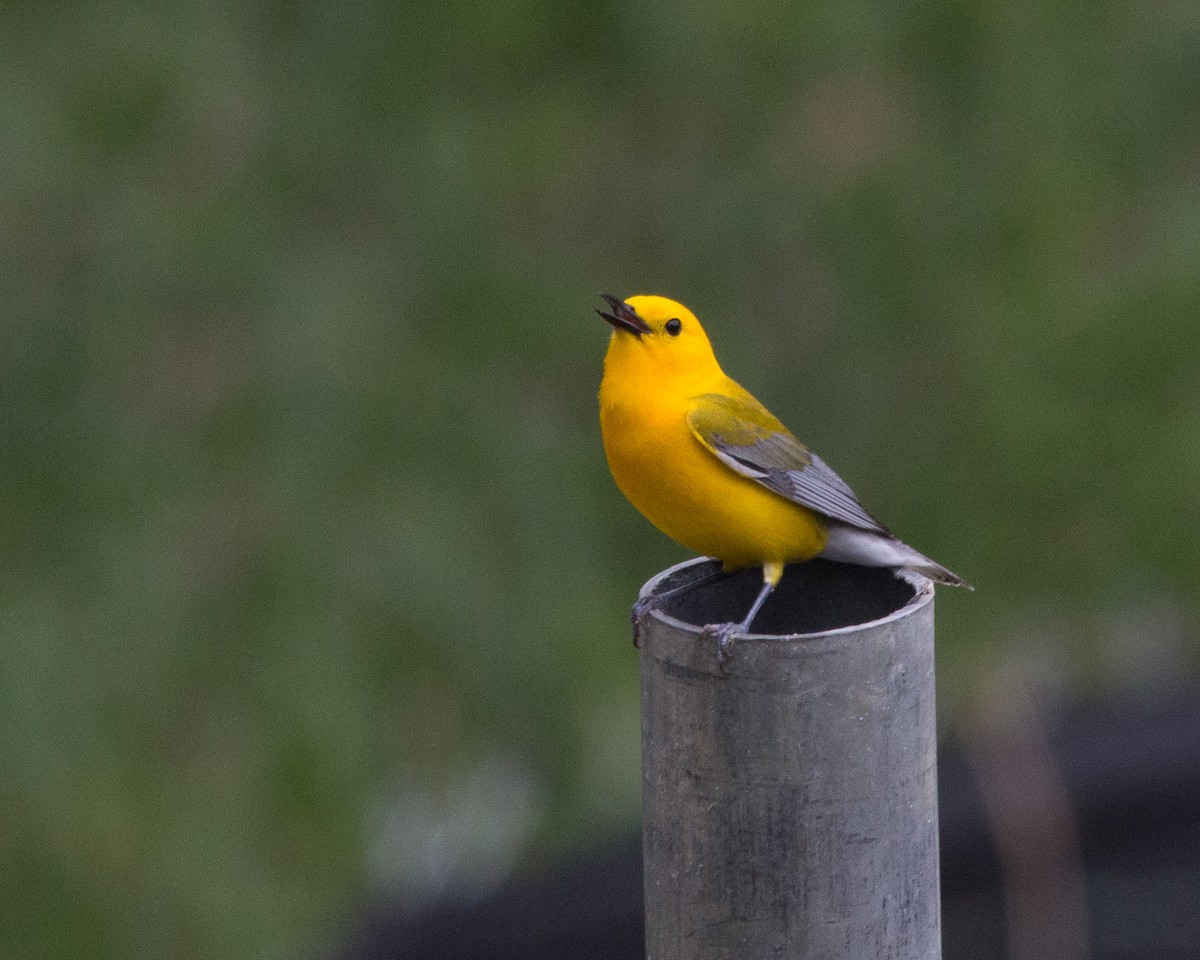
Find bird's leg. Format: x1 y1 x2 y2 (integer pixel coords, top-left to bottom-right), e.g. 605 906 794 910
631 566 729 646
703 561 783 665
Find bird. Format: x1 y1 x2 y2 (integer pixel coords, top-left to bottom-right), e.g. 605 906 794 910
596 293 970 661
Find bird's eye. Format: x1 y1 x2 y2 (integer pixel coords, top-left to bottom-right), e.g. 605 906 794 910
665 318 682 336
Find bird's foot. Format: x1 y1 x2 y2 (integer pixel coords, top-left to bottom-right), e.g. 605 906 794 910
701 622 740 666
631 595 658 647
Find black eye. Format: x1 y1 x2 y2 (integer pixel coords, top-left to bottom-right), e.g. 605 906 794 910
665 318 682 336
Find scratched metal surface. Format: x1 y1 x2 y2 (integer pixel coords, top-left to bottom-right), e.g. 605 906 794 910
639 558 940 960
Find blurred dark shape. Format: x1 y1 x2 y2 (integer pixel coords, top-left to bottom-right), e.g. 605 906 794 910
940 689 1200 960
967 668 1091 960
342 690 1200 960
343 842 644 960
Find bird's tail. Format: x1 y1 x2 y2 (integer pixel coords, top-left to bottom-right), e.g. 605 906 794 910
900 557 973 590
819 523 974 590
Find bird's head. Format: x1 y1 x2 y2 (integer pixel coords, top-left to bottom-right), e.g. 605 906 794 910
597 294 721 385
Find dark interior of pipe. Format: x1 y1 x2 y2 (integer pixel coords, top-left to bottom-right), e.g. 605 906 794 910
653 558 920 635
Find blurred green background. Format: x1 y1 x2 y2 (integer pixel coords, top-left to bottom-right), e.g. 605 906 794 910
3 1 1198 957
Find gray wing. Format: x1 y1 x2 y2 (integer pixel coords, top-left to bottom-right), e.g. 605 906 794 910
687 393 891 535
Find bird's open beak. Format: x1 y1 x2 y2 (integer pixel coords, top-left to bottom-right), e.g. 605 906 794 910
597 294 652 337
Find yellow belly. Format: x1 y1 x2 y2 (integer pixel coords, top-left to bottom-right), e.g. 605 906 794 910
600 396 828 569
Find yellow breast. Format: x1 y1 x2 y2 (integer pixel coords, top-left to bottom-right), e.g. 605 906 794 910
598 376 828 569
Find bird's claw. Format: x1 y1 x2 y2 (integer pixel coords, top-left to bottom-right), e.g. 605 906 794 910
701 622 740 666
631 596 657 647
633 601 741 664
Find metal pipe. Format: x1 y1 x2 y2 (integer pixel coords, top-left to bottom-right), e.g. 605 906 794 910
639 557 941 960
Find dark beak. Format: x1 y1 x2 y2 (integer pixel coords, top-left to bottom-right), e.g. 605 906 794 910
597 294 652 336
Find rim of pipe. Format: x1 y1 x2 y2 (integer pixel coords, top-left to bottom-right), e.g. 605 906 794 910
639 556 934 641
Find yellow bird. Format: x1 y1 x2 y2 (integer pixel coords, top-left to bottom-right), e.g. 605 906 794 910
597 294 970 658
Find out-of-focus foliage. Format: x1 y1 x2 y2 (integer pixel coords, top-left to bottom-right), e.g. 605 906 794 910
2 0 1197 957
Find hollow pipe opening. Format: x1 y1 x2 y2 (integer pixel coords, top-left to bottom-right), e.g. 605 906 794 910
645 557 926 636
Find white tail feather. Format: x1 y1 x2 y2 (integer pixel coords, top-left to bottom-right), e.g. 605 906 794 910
819 523 972 589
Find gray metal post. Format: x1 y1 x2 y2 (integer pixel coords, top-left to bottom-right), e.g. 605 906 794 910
639 557 941 960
